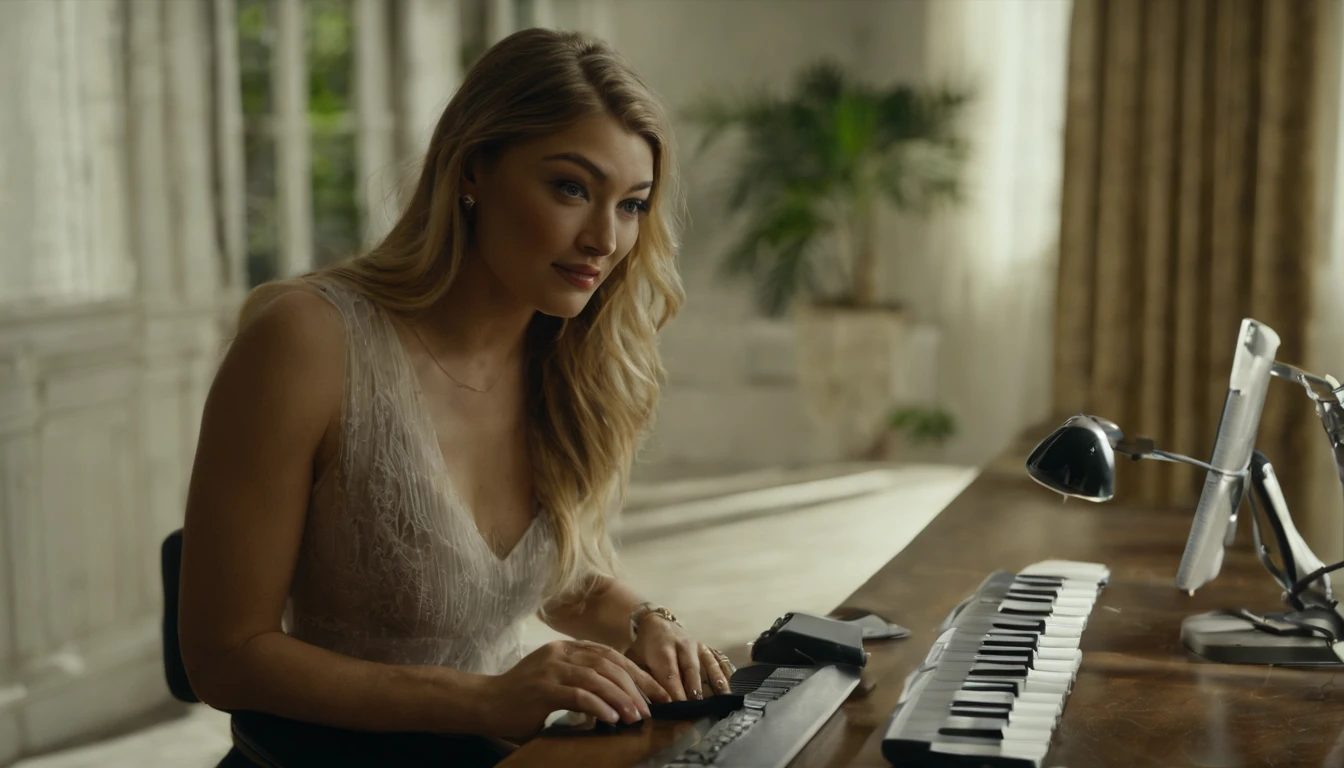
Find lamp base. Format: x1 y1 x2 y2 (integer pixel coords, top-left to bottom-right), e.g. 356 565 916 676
1181 610 1343 666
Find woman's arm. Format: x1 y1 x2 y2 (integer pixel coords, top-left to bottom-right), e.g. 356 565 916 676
178 290 493 734
539 576 646 652
540 578 733 701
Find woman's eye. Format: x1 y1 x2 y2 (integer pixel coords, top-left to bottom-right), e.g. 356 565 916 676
555 181 586 199
620 199 650 216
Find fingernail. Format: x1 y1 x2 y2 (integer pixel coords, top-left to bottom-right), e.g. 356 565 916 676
717 679 729 692
625 706 638 721
693 689 702 699
603 707 620 723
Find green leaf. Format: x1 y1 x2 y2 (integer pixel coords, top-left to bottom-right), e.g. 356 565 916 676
682 61 973 309
888 406 958 444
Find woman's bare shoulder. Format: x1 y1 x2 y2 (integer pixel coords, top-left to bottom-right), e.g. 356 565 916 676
216 283 348 416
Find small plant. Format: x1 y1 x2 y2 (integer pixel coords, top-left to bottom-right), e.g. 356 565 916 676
684 61 971 316
888 406 958 446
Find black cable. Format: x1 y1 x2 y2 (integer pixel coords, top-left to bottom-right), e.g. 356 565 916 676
1288 560 1344 606
1247 488 1292 596
1216 608 1337 641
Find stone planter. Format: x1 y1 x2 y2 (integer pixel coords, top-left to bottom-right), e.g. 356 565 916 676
794 304 912 460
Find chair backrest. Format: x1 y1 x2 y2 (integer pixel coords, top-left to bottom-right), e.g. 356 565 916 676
161 528 200 703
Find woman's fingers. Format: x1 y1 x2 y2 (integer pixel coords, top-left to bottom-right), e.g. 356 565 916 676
606 646 673 703
587 655 653 719
559 684 621 724
648 646 687 701
699 644 732 694
677 640 702 700
563 661 642 723
717 650 736 683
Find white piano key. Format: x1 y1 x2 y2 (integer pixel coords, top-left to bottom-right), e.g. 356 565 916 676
929 739 1049 767
1019 559 1109 577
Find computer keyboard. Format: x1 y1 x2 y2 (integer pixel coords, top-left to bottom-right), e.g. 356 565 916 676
662 662 861 767
881 560 1110 767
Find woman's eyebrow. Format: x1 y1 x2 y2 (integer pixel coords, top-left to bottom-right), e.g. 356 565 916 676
543 152 652 193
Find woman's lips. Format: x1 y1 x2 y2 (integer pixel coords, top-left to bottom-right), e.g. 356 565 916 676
553 264 598 289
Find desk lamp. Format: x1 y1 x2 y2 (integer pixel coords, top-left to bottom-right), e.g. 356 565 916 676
1026 318 1344 666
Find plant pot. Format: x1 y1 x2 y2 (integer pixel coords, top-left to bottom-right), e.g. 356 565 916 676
794 304 912 460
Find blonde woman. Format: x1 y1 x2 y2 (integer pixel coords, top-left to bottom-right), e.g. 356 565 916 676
177 28 731 762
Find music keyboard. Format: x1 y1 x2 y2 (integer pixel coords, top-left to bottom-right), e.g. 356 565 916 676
882 560 1110 767
663 662 861 767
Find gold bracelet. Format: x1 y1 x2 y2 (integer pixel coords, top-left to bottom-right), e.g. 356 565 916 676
629 601 679 643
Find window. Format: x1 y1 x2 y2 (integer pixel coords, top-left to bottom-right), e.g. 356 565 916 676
238 0 360 287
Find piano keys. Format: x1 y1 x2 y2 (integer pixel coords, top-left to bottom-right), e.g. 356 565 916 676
881 560 1110 767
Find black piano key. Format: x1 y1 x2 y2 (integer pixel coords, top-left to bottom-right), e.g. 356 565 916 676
978 647 1033 660
1008 587 1060 598
950 707 1011 719
983 635 1037 648
992 618 1047 632
938 726 1005 741
953 691 1015 708
1000 606 1053 617
968 663 1028 678
1004 593 1055 604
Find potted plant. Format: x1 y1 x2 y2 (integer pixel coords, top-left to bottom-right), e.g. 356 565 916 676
685 61 971 458
870 405 959 461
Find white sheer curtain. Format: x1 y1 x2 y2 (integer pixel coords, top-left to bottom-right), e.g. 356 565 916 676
0 0 135 307
922 0 1073 466
1307 0 1344 560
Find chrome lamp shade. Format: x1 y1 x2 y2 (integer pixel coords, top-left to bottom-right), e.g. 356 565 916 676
1025 414 1121 503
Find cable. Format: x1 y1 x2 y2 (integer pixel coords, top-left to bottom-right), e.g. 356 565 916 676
1288 560 1344 606
1216 608 1338 641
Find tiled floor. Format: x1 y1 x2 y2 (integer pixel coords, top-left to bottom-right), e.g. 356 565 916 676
14 463 976 768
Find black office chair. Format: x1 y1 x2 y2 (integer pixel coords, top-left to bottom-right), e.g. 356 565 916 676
160 529 511 768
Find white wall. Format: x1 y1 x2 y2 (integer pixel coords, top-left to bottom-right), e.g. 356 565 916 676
1308 0 1344 562
610 0 938 479
913 0 1072 467
0 1 236 762
604 0 1070 477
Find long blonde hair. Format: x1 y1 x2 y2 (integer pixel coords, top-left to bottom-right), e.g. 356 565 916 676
239 28 685 601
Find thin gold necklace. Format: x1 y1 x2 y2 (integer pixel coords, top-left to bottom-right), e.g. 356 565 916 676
408 322 511 394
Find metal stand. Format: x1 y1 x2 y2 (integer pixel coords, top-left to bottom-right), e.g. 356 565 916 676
1182 610 1343 666
1179 363 1344 666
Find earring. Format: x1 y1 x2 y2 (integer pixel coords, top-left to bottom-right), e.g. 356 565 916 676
461 194 476 210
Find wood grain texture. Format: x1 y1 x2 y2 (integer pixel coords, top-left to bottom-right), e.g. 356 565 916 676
505 430 1344 767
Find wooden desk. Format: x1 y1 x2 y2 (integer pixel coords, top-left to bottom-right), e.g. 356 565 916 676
502 439 1344 767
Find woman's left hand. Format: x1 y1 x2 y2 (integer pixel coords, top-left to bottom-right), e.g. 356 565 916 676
626 617 736 701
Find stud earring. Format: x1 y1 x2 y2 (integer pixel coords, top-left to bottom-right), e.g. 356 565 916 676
461 194 476 210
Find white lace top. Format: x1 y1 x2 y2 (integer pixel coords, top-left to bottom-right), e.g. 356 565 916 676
283 277 557 675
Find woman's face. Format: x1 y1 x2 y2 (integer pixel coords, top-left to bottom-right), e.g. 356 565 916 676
464 113 655 319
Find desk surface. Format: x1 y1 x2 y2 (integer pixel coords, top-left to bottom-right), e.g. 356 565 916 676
502 438 1344 767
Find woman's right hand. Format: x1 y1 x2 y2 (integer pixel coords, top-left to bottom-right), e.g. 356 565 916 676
481 639 672 740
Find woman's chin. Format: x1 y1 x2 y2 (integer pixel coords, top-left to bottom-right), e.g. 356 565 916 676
536 295 595 320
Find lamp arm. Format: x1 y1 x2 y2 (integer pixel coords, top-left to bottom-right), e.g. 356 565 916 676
1247 452 1333 606
1112 438 1247 477
1270 362 1344 517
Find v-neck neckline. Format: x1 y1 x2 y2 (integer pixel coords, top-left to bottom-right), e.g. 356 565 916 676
381 309 541 565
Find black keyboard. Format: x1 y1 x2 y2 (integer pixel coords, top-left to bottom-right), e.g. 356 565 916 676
881 560 1110 767
663 662 861 767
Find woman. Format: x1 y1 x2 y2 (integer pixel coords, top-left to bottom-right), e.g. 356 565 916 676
177 27 730 760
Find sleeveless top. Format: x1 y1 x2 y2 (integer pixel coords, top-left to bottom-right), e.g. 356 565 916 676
282 277 557 675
